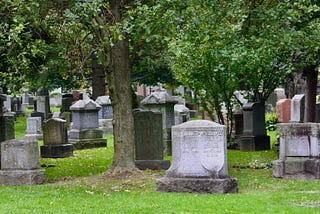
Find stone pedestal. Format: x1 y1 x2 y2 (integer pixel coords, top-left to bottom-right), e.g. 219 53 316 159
134 109 170 170
240 102 270 151
69 100 106 149
0 139 45 185
272 123 320 179
156 120 238 194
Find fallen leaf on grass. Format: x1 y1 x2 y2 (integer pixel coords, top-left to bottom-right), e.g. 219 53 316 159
85 190 94 195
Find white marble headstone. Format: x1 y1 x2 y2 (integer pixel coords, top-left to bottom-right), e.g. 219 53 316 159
167 120 228 178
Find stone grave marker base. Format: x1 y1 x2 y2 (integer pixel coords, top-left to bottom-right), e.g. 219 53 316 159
156 177 238 194
273 158 320 179
135 160 170 170
240 135 270 151
0 170 45 186
69 139 107 150
25 134 43 141
40 144 73 158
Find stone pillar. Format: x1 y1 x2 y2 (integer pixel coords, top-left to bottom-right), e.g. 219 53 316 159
156 120 238 193
0 138 46 185
240 102 270 151
41 118 73 158
69 99 106 149
141 91 178 155
134 109 170 170
272 123 320 179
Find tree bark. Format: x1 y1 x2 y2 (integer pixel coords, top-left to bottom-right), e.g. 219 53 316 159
91 54 106 100
107 0 136 171
304 66 318 122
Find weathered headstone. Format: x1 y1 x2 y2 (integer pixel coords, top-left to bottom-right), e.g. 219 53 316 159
273 123 320 179
3 95 11 112
174 104 190 125
95 96 113 134
36 87 50 120
156 120 238 193
134 109 170 170
141 91 178 155
0 138 46 185
290 94 305 123
69 99 106 149
25 117 43 141
240 102 270 151
276 99 291 123
30 111 45 124
41 118 73 158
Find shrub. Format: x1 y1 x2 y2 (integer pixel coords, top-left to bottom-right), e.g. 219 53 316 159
265 112 278 131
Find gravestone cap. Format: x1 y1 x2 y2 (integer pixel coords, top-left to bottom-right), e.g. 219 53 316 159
70 99 101 111
141 91 178 105
95 96 111 106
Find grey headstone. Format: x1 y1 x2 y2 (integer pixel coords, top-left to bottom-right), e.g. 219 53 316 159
0 138 46 185
41 118 73 158
156 120 238 193
0 114 15 143
95 96 113 119
36 87 50 119
134 109 170 170
174 104 190 125
290 94 305 123
69 99 106 149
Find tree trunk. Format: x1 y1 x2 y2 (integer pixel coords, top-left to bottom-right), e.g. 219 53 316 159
107 0 136 171
91 54 106 100
304 66 318 122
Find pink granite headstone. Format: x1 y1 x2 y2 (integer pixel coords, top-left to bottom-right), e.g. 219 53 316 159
276 99 291 123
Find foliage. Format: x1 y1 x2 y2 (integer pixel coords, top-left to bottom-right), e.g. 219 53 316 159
265 112 278 131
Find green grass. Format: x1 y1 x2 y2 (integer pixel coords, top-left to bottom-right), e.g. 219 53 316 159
5 117 320 213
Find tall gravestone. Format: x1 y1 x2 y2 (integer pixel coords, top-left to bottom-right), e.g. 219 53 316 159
25 117 43 141
276 99 291 123
134 109 170 170
3 95 11 112
273 123 320 179
60 94 73 128
0 95 15 143
240 102 270 151
69 99 106 149
141 91 178 155
156 120 238 193
0 138 46 185
36 87 50 120
290 94 305 123
95 96 113 135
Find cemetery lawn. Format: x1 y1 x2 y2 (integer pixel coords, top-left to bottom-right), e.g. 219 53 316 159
3 118 319 213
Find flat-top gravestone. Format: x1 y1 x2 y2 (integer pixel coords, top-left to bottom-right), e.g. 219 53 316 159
174 104 190 125
24 117 43 141
69 99 106 149
276 99 291 123
240 102 270 151
290 94 305 123
141 91 178 156
36 87 50 120
156 120 238 193
0 138 46 185
134 109 170 170
41 118 73 158
273 123 320 179
0 113 15 143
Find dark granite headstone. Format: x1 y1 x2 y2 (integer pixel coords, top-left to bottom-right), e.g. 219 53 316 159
240 102 270 151
134 109 170 170
60 94 73 113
